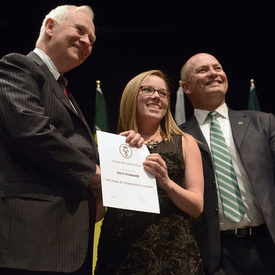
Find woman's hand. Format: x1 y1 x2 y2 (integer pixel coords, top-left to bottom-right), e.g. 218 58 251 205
143 153 172 191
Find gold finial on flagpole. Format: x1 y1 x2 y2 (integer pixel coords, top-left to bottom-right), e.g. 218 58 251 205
96 80 101 88
250 79 255 87
179 80 182 86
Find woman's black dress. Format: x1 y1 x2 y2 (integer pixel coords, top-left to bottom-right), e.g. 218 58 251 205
95 135 203 274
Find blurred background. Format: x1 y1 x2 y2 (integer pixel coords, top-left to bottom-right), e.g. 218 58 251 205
1 0 274 133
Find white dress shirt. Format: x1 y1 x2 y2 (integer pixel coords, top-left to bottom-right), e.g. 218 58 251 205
33 48 78 114
194 103 265 230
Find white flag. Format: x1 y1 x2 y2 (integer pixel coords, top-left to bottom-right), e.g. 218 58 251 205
175 83 186 125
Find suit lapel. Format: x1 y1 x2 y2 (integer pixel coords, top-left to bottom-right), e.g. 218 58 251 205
229 109 250 149
27 52 77 114
181 115 210 154
26 51 94 139
183 111 250 155
68 95 94 137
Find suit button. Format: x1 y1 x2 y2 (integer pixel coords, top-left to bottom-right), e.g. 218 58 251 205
68 168 74 174
215 208 218 215
68 168 77 176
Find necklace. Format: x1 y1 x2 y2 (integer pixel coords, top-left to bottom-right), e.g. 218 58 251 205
145 139 159 150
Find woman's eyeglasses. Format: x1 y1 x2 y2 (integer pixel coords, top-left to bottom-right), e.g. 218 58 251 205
139 86 170 99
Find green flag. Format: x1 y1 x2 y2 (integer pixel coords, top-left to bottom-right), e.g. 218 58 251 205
93 81 109 143
248 79 261 111
92 80 109 274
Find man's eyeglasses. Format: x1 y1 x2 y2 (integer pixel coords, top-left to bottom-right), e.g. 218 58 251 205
139 86 170 99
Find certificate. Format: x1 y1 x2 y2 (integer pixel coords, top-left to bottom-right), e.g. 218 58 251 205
97 131 160 214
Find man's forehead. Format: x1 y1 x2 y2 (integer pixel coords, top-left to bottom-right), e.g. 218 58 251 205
68 10 92 22
68 10 95 31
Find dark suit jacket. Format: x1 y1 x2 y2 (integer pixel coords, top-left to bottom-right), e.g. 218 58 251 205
179 109 275 274
0 52 99 272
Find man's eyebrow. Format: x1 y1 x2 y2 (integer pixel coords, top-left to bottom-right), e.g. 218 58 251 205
195 65 208 72
75 23 96 43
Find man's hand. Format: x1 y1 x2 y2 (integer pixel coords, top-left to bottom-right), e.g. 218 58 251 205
90 164 101 198
119 130 144 148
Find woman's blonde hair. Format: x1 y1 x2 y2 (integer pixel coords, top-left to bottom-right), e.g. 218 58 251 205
117 70 186 141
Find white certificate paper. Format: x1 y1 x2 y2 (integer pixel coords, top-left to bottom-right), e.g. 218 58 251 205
97 131 160 214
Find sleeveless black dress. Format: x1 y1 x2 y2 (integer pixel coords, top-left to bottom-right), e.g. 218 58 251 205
95 135 203 274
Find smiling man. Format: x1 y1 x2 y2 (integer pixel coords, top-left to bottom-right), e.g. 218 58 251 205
0 5 143 275
179 53 275 274
36 5 96 74
181 53 228 111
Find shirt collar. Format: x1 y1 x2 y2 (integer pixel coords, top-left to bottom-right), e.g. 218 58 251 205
194 103 229 124
33 48 60 81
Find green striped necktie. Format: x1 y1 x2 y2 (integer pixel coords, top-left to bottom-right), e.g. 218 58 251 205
209 111 245 222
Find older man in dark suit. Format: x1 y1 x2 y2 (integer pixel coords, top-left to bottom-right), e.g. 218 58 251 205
0 5 143 274
179 53 275 275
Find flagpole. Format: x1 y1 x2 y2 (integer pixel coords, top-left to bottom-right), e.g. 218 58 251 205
93 79 108 274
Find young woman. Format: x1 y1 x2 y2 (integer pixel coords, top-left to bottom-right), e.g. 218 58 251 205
95 70 204 274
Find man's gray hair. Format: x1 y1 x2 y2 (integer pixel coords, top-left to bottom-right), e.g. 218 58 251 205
35 5 94 46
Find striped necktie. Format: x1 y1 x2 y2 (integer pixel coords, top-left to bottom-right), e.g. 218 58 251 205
209 111 245 222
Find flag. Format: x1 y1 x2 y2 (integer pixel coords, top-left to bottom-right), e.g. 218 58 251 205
248 79 261 111
174 80 186 125
92 80 109 274
93 80 109 142
93 219 102 274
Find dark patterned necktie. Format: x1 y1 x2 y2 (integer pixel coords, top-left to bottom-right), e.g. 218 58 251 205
209 111 245 222
58 76 68 97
